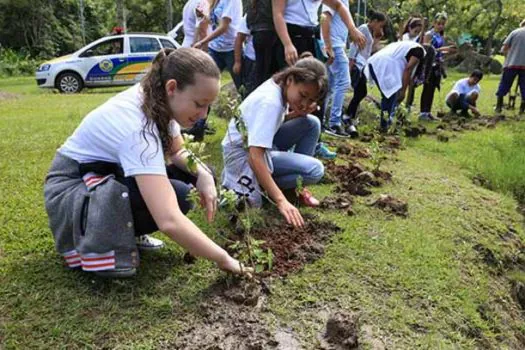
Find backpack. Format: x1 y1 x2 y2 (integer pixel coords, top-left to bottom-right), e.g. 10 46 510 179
246 0 274 32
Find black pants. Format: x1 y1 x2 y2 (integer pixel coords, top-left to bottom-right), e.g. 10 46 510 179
80 162 195 236
252 30 281 87
346 66 368 120
420 65 442 113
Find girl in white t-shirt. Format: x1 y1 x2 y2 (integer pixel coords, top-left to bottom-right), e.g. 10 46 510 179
44 48 251 278
222 57 328 227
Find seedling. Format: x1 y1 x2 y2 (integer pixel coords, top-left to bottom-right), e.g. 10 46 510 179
369 140 387 172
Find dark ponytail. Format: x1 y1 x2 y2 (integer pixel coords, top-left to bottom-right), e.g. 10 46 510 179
368 9 386 23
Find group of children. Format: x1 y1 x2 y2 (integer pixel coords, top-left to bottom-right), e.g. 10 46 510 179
44 1 525 278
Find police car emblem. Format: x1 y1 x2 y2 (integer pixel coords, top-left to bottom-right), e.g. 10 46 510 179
99 59 114 72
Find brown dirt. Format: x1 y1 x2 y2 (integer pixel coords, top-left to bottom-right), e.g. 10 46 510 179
325 161 388 197
0 91 19 101
321 311 360 349
403 125 427 138
369 194 408 217
336 144 371 159
247 214 341 277
320 193 355 216
437 114 506 133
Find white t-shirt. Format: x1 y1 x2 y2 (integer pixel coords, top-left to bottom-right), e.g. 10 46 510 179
348 24 373 71
401 32 419 42
182 0 210 48
446 78 481 100
209 0 243 52
221 79 287 206
59 84 181 177
238 16 256 61
284 0 323 27
321 0 349 48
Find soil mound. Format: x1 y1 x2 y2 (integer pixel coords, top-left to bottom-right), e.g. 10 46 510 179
321 311 360 349
370 194 408 217
326 162 389 197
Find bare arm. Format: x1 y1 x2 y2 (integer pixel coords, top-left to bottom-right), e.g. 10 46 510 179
272 0 298 66
248 146 304 227
322 0 365 49
193 17 231 48
233 32 246 74
321 11 334 64
194 17 209 46
501 44 510 56
399 57 420 102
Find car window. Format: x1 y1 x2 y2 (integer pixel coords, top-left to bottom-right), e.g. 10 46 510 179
81 38 123 57
160 39 176 49
130 37 161 53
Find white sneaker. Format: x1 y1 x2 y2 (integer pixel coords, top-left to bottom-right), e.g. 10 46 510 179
136 235 165 251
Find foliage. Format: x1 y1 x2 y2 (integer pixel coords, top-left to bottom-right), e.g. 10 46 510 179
0 48 40 77
369 140 388 172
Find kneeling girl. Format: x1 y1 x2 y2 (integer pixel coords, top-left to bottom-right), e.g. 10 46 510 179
222 57 328 227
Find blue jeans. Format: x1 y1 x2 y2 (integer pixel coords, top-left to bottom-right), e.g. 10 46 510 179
271 115 324 189
446 92 477 113
208 48 241 89
369 64 398 128
496 68 525 98
325 47 351 126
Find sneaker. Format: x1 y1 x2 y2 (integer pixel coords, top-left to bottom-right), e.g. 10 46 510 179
94 267 137 278
342 114 352 124
418 113 439 121
136 234 165 251
325 125 350 138
298 188 320 207
346 124 359 138
315 142 336 160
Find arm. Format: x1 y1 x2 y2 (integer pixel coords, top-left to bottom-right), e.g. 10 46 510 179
169 135 217 222
321 11 334 64
272 0 298 66
135 174 244 273
248 146 304 227
193 17 232 49
233 32 246 75
399 57 420 102
194 17 209 46
501 44 510 56
322 0 365 49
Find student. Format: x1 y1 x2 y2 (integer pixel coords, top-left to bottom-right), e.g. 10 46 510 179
321 0 352 138
419 12 455 120
344 10 387 137
222 58 328 227
193 0 243 88
44 49 249 278
365 41 427 131
400 16 423 42
233 15 257 98
495 19 525 114
180 0 210 49
446 70 483 117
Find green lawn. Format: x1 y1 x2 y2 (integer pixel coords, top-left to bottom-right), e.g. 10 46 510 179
1 73 525 349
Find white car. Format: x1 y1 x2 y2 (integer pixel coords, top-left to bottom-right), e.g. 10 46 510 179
35 33 180 93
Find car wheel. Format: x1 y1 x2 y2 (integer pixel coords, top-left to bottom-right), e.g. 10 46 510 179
57 72 84 94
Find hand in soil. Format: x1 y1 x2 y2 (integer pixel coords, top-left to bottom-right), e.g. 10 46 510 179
217 255 254 278
277 199 304 227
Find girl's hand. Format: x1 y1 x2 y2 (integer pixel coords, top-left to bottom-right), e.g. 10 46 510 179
192 39 206 50
217 255 254 277
350 29 366 50
233 61 242 75
195 172 217 223
285 43 298 66
325 45 335 65
277 199 304 227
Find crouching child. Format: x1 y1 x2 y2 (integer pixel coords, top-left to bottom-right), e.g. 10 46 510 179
445 70 483 117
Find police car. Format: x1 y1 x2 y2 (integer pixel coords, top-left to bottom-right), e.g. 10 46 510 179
35 33 180 93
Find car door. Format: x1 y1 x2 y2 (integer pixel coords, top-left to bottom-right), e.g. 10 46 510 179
123 36 162 83
79 37 127 86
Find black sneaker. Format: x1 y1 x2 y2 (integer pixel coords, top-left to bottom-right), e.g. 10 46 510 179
346 124 359 138
325 125 350 138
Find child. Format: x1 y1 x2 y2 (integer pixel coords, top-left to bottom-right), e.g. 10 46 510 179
233 15 257 98
222 57 328 227
365 41 427 131
44 48 249 278
446 70 483 117
400 16 423 42
321 0 352 138
180 0 210 48
344 10 387 137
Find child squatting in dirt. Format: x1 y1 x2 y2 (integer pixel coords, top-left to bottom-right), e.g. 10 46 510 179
222 57 328 228
445 70 483 117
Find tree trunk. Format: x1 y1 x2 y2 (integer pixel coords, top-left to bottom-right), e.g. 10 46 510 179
116 0 126 31
166 0 173 32
484 0 503 55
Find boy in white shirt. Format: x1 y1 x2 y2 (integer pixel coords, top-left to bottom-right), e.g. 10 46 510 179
445 70 483 117
233 15 257 98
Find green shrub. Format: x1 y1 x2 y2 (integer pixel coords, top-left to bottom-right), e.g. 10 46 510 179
0 48 41 77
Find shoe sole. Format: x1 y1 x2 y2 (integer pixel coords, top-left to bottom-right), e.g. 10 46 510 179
324 129 350 138
94 268 137 278
137 244 165 251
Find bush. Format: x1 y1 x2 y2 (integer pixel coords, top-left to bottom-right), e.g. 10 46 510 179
0 48 41 77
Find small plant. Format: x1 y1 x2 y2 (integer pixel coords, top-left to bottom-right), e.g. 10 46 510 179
182 133 210 174
295 175 304 197
369 140 387 172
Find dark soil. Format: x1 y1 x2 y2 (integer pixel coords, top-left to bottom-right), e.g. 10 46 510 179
321 311 360 349
325 161 389 197
320 193 355 216
437 113 506 133
337 144 371 159
247 214 341 277
403 125 427 138
370 194 408 217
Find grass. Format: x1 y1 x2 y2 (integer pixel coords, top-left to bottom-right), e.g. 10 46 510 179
1 71 525 348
